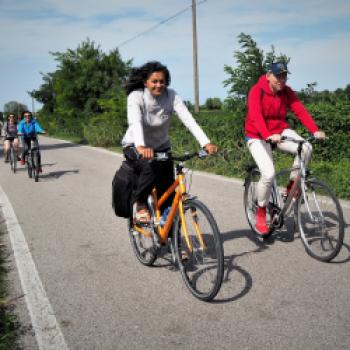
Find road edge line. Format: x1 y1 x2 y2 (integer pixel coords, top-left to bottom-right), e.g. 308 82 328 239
0 185 68 350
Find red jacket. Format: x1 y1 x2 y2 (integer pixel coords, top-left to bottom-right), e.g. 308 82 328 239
245 75 318 140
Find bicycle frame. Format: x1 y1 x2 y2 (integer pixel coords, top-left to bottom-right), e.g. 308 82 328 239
133 163 204 252
269 139 311 223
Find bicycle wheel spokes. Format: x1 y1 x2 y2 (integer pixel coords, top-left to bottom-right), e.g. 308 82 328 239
297 180 344 262
129 213 157 266
175 199 223 301
245 179 258 229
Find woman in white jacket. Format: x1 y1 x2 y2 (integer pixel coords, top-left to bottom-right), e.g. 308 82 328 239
122 61 217 223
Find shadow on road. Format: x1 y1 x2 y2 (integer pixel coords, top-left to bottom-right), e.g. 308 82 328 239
39 169 80 181
39 142 82 151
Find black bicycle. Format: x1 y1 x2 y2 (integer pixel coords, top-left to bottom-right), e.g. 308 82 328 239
20 134 42 182
9 139 18 173
244 136 344 262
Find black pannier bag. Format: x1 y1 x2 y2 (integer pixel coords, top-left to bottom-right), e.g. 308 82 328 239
112 161 135 218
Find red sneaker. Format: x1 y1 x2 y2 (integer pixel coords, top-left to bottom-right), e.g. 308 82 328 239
38 167 42 173
20 159 25 165
255 206 269 235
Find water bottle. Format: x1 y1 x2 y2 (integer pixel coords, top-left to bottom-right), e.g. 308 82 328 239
160 207 171 227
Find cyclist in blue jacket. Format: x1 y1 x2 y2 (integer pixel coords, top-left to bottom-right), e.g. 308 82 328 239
17 111 45 172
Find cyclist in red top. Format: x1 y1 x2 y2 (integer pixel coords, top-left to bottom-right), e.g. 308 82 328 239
245 61 326 235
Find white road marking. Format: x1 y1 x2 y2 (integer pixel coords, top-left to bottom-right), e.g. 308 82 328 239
0 185 68 350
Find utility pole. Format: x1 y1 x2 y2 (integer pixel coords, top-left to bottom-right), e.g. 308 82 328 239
192 0 200 112
32 97 35 117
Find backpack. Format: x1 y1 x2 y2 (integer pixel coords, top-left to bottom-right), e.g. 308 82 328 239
112 161 136 218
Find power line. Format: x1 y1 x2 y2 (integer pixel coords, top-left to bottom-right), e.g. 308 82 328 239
117 0 208 49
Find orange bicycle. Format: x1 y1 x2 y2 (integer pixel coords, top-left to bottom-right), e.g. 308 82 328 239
128 150 224 301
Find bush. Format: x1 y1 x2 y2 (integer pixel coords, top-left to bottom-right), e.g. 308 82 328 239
83 112 127 147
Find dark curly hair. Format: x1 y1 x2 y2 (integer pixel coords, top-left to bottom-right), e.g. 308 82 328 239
21 110 32 119
7 113 17 123
125 61 171 95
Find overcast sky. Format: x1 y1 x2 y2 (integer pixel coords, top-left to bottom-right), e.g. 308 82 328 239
1 0 350 111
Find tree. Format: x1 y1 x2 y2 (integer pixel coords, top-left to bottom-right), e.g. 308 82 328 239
223 33 290 99
205 97 222 110
183 100 194 111
3 101 28 118
30 38 132 137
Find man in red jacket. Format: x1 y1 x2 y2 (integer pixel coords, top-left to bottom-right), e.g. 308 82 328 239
245 61 326 235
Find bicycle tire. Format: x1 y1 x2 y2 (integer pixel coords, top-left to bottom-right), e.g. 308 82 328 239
243 169 274 238
33 151 39 182
174 199 224 301
27 154 33 178
12 147 17 173
128 202 157 266
10 147 16 173
296 179 344 262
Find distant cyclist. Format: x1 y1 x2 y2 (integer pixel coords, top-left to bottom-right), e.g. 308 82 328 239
245 61 326 235
2 113 20 163
17 111 46 172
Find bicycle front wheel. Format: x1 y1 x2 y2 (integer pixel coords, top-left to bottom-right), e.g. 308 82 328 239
33 151 39 182
27 155 33 178
10 147 16 173
128 203 157 266
174 199 224 301
296 179 344 262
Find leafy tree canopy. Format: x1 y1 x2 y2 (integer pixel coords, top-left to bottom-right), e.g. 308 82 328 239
223 33 289 99
30 38 132 137
3 101 28 118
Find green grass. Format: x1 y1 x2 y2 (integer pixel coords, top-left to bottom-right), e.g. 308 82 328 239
0 220 20 350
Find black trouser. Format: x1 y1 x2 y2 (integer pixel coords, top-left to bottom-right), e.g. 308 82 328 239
123 146 175 210
22 136 41 166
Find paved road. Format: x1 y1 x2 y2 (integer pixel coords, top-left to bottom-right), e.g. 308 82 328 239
0 136 349 350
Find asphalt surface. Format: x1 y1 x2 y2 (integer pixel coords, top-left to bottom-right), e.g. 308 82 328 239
0 136 349 350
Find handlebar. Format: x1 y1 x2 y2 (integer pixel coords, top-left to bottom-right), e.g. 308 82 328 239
153 149 208 162
267 135 327 145
17 132 46 136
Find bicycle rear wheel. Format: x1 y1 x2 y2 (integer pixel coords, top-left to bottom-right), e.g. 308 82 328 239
174 199 224 301
243 169 274 238
296 179 344 262
128 203 157 266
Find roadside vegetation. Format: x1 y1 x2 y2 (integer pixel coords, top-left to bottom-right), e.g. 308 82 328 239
0 221 19 349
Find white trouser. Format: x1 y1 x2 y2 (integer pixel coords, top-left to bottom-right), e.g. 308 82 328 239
247 129 312 207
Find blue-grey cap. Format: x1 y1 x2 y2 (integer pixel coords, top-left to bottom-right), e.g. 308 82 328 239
269 61 290 75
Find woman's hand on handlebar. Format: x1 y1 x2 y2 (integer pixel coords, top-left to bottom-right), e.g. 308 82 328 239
136 146 154 159
266 134 282 144
204 143 218 155
313 130 326 140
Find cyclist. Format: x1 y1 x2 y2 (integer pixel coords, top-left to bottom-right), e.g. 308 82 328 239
122 61 218 223
245 61 326 235
2 113 20 163
17 111 45 172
